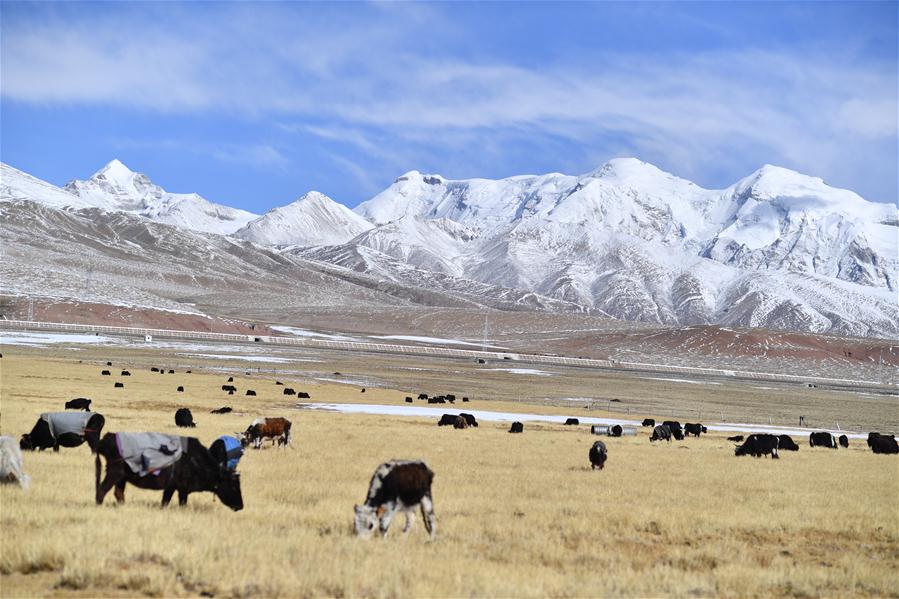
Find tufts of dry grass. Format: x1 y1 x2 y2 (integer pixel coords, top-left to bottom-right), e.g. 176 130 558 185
1 353 897 598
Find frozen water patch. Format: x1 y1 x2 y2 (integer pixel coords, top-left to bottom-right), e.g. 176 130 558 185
298 403 868 438
639 377 722 385
370 334 506 349
0 331 124 346
486 368 554 376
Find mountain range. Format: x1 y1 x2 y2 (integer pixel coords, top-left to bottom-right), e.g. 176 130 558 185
1 158 896 338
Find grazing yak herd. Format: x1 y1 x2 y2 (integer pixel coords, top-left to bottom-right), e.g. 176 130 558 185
1 359 897 542
0 363 315 514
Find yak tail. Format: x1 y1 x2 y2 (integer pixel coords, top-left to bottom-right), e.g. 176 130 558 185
286 424 293 448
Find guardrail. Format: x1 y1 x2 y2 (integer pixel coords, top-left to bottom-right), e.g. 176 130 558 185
0 319 894 389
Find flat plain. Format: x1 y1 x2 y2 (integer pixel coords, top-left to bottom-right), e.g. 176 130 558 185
1 343 897 598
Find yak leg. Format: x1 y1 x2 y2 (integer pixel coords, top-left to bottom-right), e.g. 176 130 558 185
420 494 437 540
177 488 190 506
402 509 415 534
114 481 126 504
96 470 123 505
378 502 397 537
161 486 176 507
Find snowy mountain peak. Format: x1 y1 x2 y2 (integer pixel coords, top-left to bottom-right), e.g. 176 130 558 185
60 160 258 234
234 190 373 247
93 158 137 181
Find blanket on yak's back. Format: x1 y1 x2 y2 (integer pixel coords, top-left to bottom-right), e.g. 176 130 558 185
115 433 188 477
41 412 96 439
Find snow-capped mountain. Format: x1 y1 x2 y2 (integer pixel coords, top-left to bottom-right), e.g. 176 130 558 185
61 159 259 235
233 191 373 247
317 158 897 337
2 157 896 338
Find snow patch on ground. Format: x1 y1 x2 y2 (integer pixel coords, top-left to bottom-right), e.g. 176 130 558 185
270 326 361 342
298 403 868 438
639 377 723 385
370 334 507 349
176 353 298 363
486 367 554 376
0 331 124 346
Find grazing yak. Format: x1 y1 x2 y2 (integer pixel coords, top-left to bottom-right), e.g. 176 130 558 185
437 414 458 427
106 361 112 366
65 398 92 411
735 434 780 459
175 408 196 428
210 406 233 414
168 370 175 374
405 397 413 403
222 385 237 393
177 386 185 392
101 370 111 376
242 417 292 449
151 367 159 372
121 370 131 376
564 418 579 426
462 397 469 402
246 390 256 396
283 388 296 396
452 416 468 429
663 421 684 440
227 377 234 382
114 382 124 388
459 413 478 428
650 425 672 443
868 433 899 454
275 381 284 386
20 412 105 452
809 432 837 449
838 435 849 448
95 432 243 511
354 460 436 539
727 435 745 443
509 422 524 434
297 392 310 399
589 441 608 470
417 393 428 400
684 423 706 437
642 418 655 427
0 436 29 490
778 435 800 451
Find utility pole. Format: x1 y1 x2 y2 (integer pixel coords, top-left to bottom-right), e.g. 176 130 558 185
482 313 490 352
27 297 34 321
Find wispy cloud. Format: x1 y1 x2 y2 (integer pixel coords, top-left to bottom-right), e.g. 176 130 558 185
2 2 896 201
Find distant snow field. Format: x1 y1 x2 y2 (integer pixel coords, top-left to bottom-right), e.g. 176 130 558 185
270 326 361 342
486 367 554 376
0 331 124 346
299 403 868 438
639 377 723 385
176 352 298 363
370 334 507 349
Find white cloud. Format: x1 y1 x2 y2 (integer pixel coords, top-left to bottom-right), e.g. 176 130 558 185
1 4 896 200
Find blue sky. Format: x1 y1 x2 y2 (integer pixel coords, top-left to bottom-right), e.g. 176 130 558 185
1 1 896 211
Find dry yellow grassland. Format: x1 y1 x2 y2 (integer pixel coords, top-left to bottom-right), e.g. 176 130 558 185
1 353 897 598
